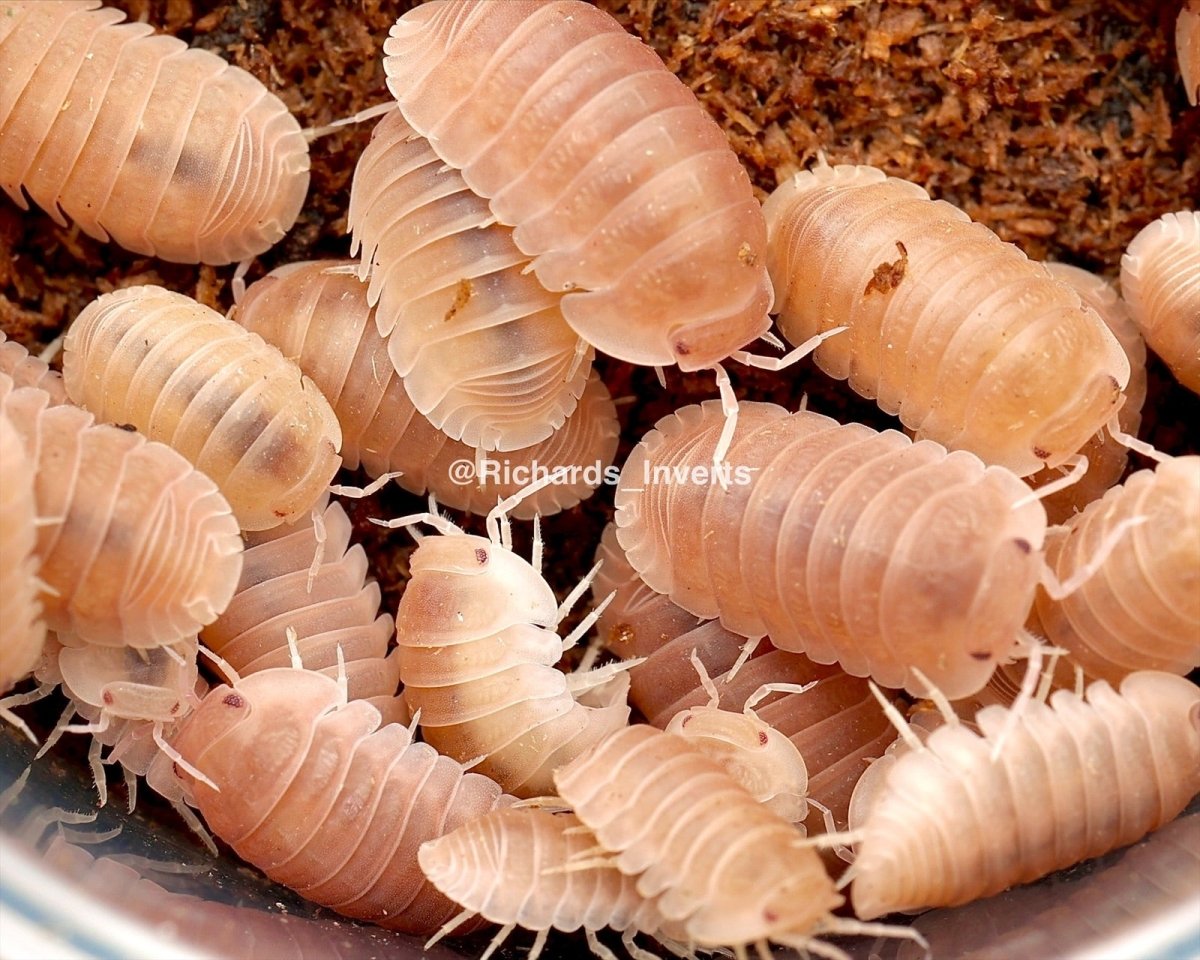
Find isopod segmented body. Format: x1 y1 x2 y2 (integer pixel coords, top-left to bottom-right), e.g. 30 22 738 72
1120 210 1200 394
200 496 405 725
0 375 242 647
171 666 510 935
234 260 619 519
419 807 687 960
849 672 1200 918
348 110 592 451
553 724 853 954
614 400 1046 699
0 411 44 694
762 163 1130 475
0 1 309 264
395 526 629 797
1180 2 1200 106
1032 456 1200 684
383 0 773 370
0 331 69 406
64 285 342 531
594 523 894 832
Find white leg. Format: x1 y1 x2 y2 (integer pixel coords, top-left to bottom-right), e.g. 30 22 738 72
1039 514 1147 600
171 799 219 856
88 737 107 808
532 514 543 574
303 99 396 141
654 366 668 389
153 723 219 793
711 363 738 485
198 644 243 684
1106 410 1168 463
729 325 846 370
724 634 760 681
689 649 720 707
1013 453 1088 508
231 258 253 305
622 929 664 960
36 701 77 759
480 924 517 960
370 510 462 537
760 329 786 350
814 917 929 958
286 626 304 670
0 708 38 745
529 929 550 960
908 668 958 726
486 470 567 543
307 504 327 594
744 680 818 716
868 682 924 753
587 928 620 960
122 765 138 814
557 560 604 626
328 471 403 498
424 908 476 950
561 591 614 652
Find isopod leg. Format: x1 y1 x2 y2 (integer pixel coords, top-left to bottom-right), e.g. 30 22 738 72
586 928 621 960
529 929 550 960
1038 513 1148 600
621 930 664 960
424 908 476 950
811 917 930 959
88 737 107 807
710 363 738 485
480 923 517 960
0 707 38 745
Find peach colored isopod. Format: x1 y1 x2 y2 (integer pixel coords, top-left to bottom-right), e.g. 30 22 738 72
1027 263 1148 525
394 527 630 797
170 666 510 935
762 162 1130 475
0 411 44 694
1180 2 1200 106
0 331 69 405
383 0 773 370
0 375 243 647
593 523 895 833
233 259 619 519
0 1 309 263
553 724 891 956
1120 211 1200 394
614 400 1047 699
848 672 1200 918
63 285 342 531
347 110 592 451
200 496 404 725
1031 456 1200 684
419 807 688 960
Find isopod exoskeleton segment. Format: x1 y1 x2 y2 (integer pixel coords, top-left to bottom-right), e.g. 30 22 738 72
383 0 773 370
0 1 309 263
614 400 1046 699
0 410 45 694
0 331 69 406
63 285 342 531
762 162 1130 475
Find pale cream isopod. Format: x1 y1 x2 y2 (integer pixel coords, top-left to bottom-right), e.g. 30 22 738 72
0 1 309 263
0 410 45 695
0 331 69 405
762 162 1131 475
63 285 342 531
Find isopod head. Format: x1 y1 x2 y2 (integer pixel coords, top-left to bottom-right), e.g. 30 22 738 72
57 639 198 723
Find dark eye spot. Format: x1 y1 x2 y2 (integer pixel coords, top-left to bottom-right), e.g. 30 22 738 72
170 702 181 715
102 691 114 705
114 423 137 432
758 731 769 745
681 715 691 728
474 547 488 565
1033 446 1050 460
674 340 691 356
1012 538 1031 554
222 693 245 708
969 651 991 661
764 909 779 922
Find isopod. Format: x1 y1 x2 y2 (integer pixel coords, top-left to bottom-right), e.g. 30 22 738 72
1027 263 1148 525
382 0 774 370
553 724 914 958
389 501 630 797
0 331 69 405
614 399 1046 698
200 495 405 725
847 671 1200 918
63 285 342 531
347 110 593 451
0 1 309 264
0 375 243 647
233 259 619 519
1031 456 1200 684
1120 210 1200 394
593 523 895 833
0 410 44 696
762 161 1130 475
1180 2 1200 106
419 806 687 960
170 665 510 935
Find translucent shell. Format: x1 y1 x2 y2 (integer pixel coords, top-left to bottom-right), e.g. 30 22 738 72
0 411 45 692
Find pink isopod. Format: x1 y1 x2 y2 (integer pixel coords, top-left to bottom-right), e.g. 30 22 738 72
0 331 69 405
382 0 773 370
0 410 44 697
0 1 309 263
614 400 1046 699
1180 1 1200 106
170 666 510 935
0 375 243 647
348 110 593 451
762 162 1131 475
233 259 619 519
1120 210 1200 395
200 495 405 725
847 672 1200 919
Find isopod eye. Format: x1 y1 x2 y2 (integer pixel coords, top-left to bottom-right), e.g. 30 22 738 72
763 908 779 923
758 731 769 746
222 693 246 709
969 651 991 661
474 547 488 566
1033 446 1051 461
1012 538 1032 554
102 691 114 706
673 339 692 358
170 702 181 715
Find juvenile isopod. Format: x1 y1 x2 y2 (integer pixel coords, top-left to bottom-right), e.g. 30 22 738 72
593 523 895 833
0 1 309 264
170 665 511 935
419 806 687 960
347 110 593 451
762 162 1131 475
63 285 342 530
234 260 619 519
0 411 44 697
614 400 1046 698
0 375 243 647
200 496 404 725
847 671 1200 918
388 501 630 798
0 331 69 405
1120 210 1200 394
383 0 774 370
553 724 916 958
1031 456 1200 684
